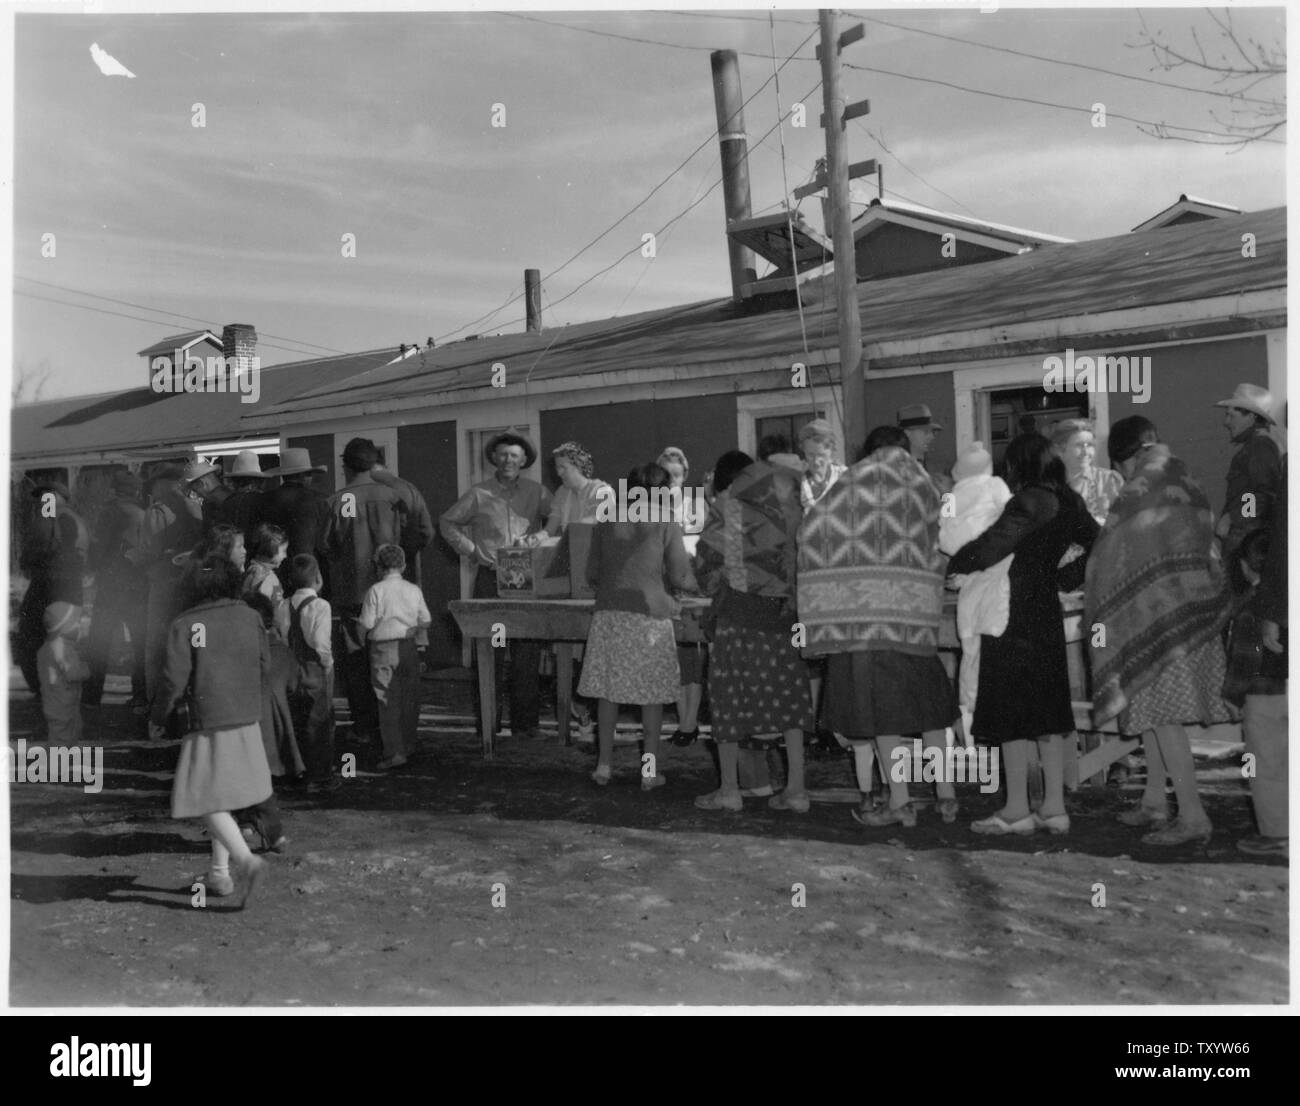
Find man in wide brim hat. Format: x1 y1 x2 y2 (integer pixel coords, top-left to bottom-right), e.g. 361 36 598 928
1214 382 1277 424
897 403 944 472
441 426 552 742
263 447 327 478
483 430 537 470
1215 382 1283 564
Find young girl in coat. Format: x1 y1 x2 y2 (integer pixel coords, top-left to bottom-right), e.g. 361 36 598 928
579 462 696 789
154 555 272 906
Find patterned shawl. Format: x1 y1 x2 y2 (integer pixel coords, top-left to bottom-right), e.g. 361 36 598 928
695 461 802 599
1085 443 1231 727
797 445 943 656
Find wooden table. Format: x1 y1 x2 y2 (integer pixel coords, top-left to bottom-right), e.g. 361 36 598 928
449 593 1138 781
448 598 709 759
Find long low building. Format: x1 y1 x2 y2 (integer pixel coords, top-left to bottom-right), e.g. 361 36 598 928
10 205 1287 665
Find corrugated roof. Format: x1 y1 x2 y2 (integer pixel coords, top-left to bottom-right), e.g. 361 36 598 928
11 347 404 464
249 206 1284 424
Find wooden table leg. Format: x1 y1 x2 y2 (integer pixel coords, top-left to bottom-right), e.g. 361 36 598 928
474 637 496 760
555 643 574 746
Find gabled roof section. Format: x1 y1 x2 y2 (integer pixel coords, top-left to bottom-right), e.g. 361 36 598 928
136 330 222 358
851 198 1073 254
1132 193 1243 232
244 207 1283 427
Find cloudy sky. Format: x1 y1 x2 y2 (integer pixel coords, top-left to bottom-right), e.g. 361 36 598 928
8 3 1287 400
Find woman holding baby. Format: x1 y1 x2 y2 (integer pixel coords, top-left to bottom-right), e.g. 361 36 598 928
947 433 1099 836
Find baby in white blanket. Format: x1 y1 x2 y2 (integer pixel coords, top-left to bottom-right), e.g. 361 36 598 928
939 442 1013 724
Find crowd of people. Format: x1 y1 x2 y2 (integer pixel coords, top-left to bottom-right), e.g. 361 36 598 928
13 385 1288 904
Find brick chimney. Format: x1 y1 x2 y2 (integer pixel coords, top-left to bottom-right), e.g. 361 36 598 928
221 323 257 378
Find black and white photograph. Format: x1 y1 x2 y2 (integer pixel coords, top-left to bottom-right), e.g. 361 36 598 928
3 0 1290 1022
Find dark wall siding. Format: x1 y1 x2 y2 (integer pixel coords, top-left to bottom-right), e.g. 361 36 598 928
397 420 461 668
863 371 957 477
1107 335 1270 515
540 393 738 490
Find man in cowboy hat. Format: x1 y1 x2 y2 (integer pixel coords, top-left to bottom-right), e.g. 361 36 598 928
261 446 331 590
16 481 90 697
1215 382 1283 567
440 429 552 740
320 437 405 744
83 469 148 707
208 449 269 538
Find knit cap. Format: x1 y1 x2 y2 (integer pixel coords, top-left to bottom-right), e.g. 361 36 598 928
952 441 993 482
43 602 81 637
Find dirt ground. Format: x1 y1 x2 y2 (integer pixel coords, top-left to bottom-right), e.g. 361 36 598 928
7 669 1288 1008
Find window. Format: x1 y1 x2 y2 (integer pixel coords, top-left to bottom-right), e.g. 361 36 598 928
755 410 824 457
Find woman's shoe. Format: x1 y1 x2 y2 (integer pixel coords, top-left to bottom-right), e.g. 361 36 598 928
769 790 811 813
970 813 1036 836
641 773 667 792
1236 834 1288 857
1142 818 1212 846
1032 811 1071 835
671 729 699 748
694 789 743 812
591 766 612 786
739 784 774 798
852 802 917 828
1117 804 1169 828
936 797 960 824
200 869 235 897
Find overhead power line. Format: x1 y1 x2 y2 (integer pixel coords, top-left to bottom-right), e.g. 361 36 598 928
14 290 336 359
845 9 1281 107
841 60 1285 144
438 17 817 343
16 276 346 355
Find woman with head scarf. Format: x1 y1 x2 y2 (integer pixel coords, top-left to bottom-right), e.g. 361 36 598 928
947 433 1099 835
1050 418 1124 526
694 455 812 811
800 426 960 827
1086 416 1233 845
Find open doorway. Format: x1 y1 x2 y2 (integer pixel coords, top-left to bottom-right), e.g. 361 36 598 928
985 385 1091 470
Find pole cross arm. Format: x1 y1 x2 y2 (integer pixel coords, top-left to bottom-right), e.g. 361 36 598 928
792 158 878 201
820 99 870 129
814 22 864 59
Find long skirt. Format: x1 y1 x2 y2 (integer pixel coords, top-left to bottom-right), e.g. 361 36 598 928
171 722 273 819
578 610 680 705
824 650 957 740
709 620 812 743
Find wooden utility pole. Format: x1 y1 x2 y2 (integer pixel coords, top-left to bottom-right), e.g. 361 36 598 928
818 9 866 457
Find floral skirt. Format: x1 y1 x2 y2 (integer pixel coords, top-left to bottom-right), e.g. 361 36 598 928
171 722 273 819
578 610 681 705
709 621 812 743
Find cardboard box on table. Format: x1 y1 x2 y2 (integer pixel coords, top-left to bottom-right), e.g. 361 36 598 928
494 541 571 598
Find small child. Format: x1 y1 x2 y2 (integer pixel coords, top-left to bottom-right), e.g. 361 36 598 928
939 442 1013 735
358 544 431 770
287 554 339 793
37 602 91 743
